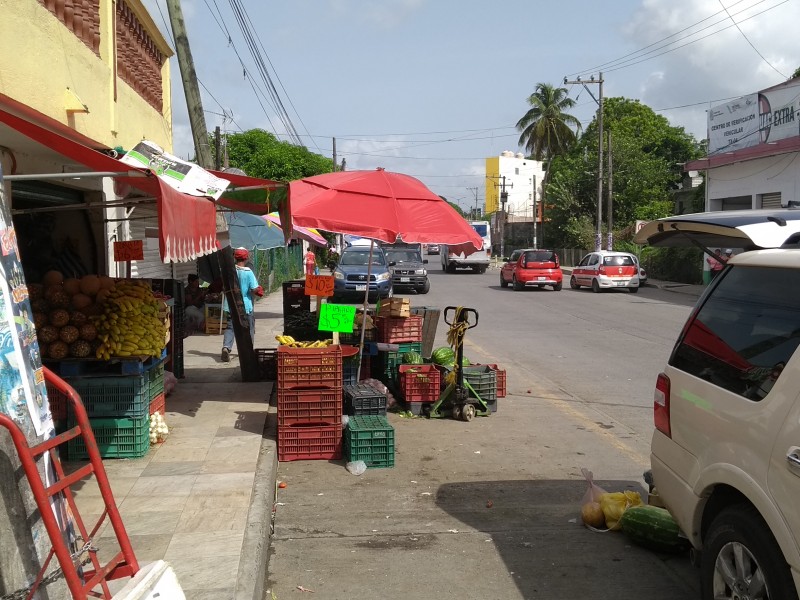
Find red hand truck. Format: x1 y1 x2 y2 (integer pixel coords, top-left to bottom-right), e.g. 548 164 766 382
0 367 139 599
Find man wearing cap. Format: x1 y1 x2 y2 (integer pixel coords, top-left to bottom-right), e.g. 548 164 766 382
221 247 264 362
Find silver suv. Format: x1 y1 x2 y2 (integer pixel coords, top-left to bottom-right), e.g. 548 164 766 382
650 249 800 599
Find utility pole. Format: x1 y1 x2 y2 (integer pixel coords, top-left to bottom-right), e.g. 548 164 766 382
564 72 604 251
332 137 337 172
532 174 537 249
607 131 613 251
166 0 213 168
467 187 479 220
214 126 221 170
497 176 512 259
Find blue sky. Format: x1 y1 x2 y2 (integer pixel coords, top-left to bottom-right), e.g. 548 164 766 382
144 0 799 212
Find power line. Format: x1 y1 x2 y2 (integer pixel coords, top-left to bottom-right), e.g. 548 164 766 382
718 0 787 78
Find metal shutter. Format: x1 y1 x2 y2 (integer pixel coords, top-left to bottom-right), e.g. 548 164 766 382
760 192 782 208
128 207 197 281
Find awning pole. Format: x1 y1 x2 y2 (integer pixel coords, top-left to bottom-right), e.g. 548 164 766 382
3 171 147 181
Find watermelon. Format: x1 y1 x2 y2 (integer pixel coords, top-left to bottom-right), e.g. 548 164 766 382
619 505 690 554
431 347 456 365
402 351 423 364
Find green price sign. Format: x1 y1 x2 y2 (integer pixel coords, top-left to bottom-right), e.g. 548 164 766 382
318 303 356 333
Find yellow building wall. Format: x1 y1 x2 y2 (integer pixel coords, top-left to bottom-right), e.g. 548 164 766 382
0 0 173 152
485 156 500 214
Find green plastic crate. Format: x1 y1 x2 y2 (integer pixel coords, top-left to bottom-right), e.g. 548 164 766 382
148 361 165 401
375 342 423 383
65 373 149 418
344 414 395 468
67 414 150 459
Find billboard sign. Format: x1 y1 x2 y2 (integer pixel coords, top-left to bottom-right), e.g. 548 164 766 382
707 81 800 155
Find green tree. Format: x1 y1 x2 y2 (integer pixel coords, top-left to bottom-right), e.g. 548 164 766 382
220 129 333 181
545 97 702 248
516 83 582 160
792 65 800 79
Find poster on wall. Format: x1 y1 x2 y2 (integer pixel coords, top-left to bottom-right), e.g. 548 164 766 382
0 168 52 436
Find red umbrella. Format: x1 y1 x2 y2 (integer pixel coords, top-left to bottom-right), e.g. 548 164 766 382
286 168 483 251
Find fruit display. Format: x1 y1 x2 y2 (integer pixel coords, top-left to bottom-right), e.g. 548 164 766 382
274 335 333 348
31 271 167 361
91 280 168 359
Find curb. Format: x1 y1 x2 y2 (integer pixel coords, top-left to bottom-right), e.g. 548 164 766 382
234 386 277 600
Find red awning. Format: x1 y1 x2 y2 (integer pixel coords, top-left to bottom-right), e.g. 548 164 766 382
0 100 216 263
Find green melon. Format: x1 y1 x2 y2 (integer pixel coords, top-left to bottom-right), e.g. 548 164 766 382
619 505 690 554
431 347 455 365
402 351 424 364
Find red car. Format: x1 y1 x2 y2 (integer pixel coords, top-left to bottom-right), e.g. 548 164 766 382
500 249 563 291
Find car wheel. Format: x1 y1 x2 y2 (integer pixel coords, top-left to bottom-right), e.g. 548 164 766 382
629 286 639 294
512 277 523 291
702 505 799 600
500 274 508 288
420 280 431 294
591 279 601 293
446 263 456 274
553 281 562 291
570 275 580 289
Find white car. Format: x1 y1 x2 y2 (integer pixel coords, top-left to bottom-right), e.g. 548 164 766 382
639 210 800 599
569 250 640 293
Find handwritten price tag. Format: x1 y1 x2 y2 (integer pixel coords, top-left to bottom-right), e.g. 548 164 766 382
318 303 356 333
113 240 144 261
305 274 334 297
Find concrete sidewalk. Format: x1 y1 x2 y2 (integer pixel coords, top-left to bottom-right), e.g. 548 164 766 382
69 291 284 600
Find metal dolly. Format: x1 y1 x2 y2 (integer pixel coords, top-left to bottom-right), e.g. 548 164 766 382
0 367 139 599
428 306 491 421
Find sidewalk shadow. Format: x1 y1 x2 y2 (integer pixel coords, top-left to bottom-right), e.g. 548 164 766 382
435 478 696 599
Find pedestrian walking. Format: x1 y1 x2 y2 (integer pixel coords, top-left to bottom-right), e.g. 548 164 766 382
707 248 725 280
304 249 317 277
221 247 264 362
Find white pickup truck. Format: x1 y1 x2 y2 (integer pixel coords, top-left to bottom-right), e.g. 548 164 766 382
440 244 490 273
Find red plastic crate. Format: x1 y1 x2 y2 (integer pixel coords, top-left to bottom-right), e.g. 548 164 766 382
149 392 165 416
278 422 342 461
483 364 507 398
277 387 342 426
278 345 343 390
375 315 423 344
398 364 441 402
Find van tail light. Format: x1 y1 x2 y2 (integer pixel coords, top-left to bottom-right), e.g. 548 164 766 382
654 373 671 438
598 265 607 275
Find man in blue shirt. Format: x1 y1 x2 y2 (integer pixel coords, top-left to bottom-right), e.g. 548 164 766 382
221 247 264 362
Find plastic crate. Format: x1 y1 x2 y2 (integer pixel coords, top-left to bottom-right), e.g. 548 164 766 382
375 342 423 383
463 365 497 403
343 354 358 387
360 354 371 380
255 348 278 381
65 373 149 419
278 422 342 461
148 361 165 401
344 383 387 416
483 364 507 398
375 316 423 344
67 414 150 459
282 280 311 316
149 392 165 416
278 345 343 390
398 364 441 402
339 327 376 346
277 387 342 426
344 415 395 468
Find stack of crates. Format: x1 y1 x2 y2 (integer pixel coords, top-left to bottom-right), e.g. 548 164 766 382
344 383 387 416
374 301 424 394
65 357 165 459
277 345 343 461
374 341 422 393
344 415 395 468
398 364 441 414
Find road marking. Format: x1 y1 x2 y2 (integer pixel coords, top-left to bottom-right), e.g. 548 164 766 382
463 338 650 468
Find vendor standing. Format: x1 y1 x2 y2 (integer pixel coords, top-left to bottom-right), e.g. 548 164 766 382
184 274 206 336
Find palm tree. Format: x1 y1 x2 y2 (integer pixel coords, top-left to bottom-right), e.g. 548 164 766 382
516 83 581 160
516 83 582 247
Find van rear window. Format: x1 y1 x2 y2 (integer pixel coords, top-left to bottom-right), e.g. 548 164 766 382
670 266 800 400
603 256 634 266
524 251 555 262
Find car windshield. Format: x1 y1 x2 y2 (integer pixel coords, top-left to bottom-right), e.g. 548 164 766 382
339 251 386 267
603 255 634 266
524 251 555 262
385 250 421 263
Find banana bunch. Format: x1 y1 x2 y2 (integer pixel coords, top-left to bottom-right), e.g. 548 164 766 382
91 280 167 359
275 335 333 348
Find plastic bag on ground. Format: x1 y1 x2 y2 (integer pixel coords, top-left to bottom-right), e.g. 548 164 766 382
346 461 367 475
599 490 643 531
164 370 178 396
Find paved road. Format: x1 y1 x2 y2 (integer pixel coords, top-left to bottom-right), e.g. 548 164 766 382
266 256 702 599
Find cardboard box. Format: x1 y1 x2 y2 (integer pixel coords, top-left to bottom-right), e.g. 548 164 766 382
378 297 410 318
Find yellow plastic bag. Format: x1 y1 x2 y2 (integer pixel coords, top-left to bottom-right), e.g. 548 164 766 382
599 491 643 530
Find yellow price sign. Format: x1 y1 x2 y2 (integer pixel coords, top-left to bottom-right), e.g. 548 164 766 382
318 303 356 333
